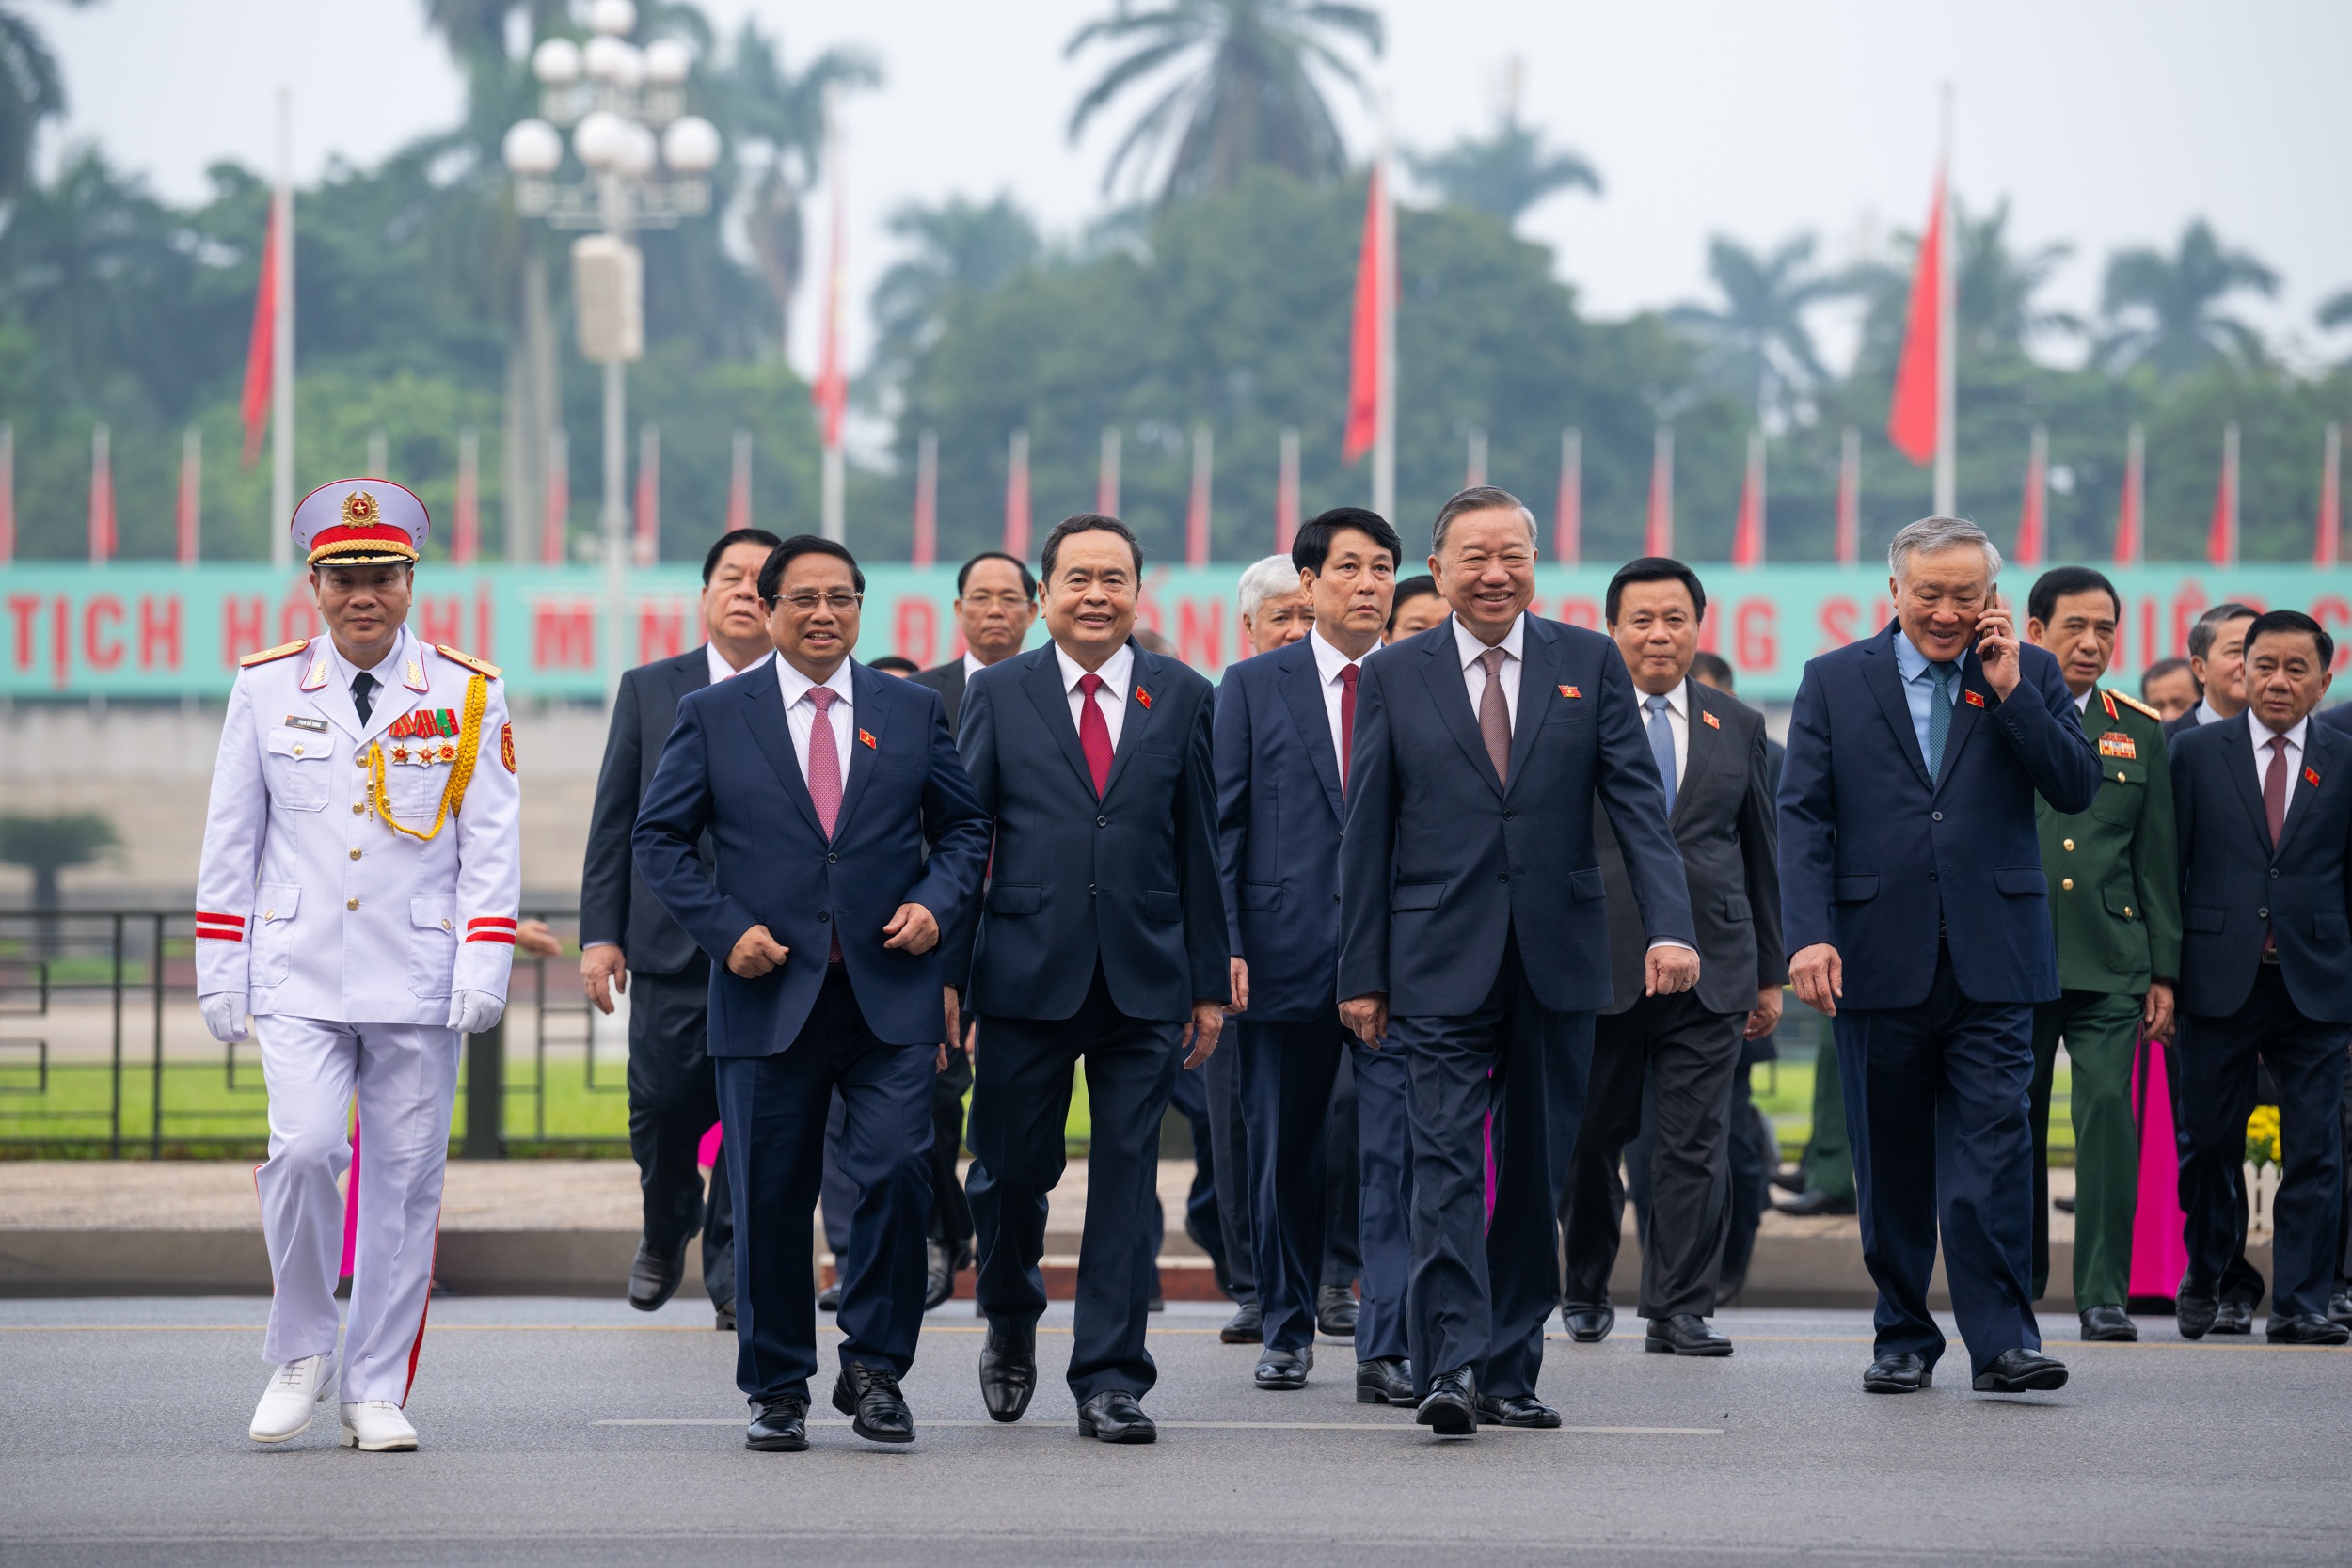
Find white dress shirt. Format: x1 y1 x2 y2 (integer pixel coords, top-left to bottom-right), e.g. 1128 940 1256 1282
1639 679 1690 791
1307 628 1366 766
2251 713 2311 830
2074 687 2095 714
706 641 763 686
1054 640 1135 750
774 655 856 788
1451 612 1524 728
961 650 991 683
2192 699 2227 727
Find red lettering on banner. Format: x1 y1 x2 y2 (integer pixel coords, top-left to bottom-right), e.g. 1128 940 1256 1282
894 596 937 668
533 602 596 669
1735 599 1777 671
2312 597 2352 672
1556 598 1601 630
53 595 69 689
1818 596 1858 652
1695 602 1720 655
222 596 268 666
635 605 686 663
8 595 38 670
83 596 124 672
1177 599 1224 668
418 596 463 649
1871 598 1893 630
137 596 181 670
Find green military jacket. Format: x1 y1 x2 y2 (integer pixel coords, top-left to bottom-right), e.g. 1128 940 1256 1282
2035 684 2182 994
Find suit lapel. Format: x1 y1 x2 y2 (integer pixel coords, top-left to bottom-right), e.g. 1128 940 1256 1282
1021 649 1101 799
1102 643 1163 801
1929 652 1994 799
1419 622 1504 799
739 660 828 840
2217 711 2275 859
1674 675 1717 830
829 662 891 835
2270 719 2332 863
1862 625 1932 791
1274 641 1345 818
1502 616 1559 797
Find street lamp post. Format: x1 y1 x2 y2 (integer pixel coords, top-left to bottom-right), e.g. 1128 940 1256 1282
501 0 721 705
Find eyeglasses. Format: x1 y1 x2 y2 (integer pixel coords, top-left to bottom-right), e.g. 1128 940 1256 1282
771 592 864 613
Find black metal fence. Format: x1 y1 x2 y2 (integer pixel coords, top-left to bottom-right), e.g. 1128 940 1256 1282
0 909 623 1158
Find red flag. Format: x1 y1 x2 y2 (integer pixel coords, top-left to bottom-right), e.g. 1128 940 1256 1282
811 177 847 451
726 429 751 533
2318 423 2341 568
88 423 115 564
1730 432 1765 568
176 427 200 565
2112 425 2144 566
632 424 659 567
2013 427 2046 566
1886 170 1945 467
911 428 938 568
1185 426 1212 567
2207 422 2239 567
1342 164 1386 465
1645 427 1673 557
453 430 480 564
239 201 279 467
1004 428 1030 559
1554 427 1581 567
1835 426 1860 566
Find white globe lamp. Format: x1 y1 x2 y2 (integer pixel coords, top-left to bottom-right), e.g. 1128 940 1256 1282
530 38 581 86
660 117 721 174
572 110 630 171
644 39 691 86
586 0 637 35
501 119 564 177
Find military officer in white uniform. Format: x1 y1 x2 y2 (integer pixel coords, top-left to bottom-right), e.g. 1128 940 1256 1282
195 479 521 1452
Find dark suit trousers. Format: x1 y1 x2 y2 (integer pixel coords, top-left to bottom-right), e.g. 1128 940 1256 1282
626 963 735 1307
716 965 934 1404
966 964 1180 1402
2178 969 2349 1319
1204 1034 1259 1304
2162 1039 2267 1307
1324 1056 1363 1286
1561 992 1745 1320
1721 1068 1772 1292
1239 1018 1411 1358
1388 928 1592 1399
1834 942 2041 1377
930 1042 975 1258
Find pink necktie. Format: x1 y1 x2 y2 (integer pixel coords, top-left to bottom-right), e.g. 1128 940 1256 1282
808 686 843 960
2263 734 2288 849
1077 673 1113 797
1339 663 1359 792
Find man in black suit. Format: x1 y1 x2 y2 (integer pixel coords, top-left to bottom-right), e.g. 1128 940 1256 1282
2315 696 2352 1326
908 550 1041 1308
950 514 1231 1444
2169 610 2352 1345
581 526 779 1325
1559 560 1783 1357
1339 486 1699 1436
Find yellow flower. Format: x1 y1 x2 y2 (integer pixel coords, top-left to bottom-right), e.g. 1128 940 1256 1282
2245 1104 2282 1167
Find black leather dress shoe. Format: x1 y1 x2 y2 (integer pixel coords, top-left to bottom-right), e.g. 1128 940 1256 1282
1317 1285 1360 1338
1773 1189 1857 1217
1415 1367 1478 1435
832 1362 915 1444
2265 1312 2352 1346
1561 1303 1615 1343
2211 1299 2255 1336
744 1397 808 1451
1645 1314 1734 1355
627 1239 687 1312
2328 1291 2352 1328
2077 1304 2137 1341
924 1241 955 1311
1355 1356 1414 1405
1863 1352 1932 1393
2052 1194 2076 1214
817 1281 842 1313
1769 1165 1809 1195
1972 1348 2069 1393
714 1301 736 1333
2176 1293 2218 1340
1254 1345 1311 1390
1219 1301 1263 1344
1474 1392 1562 1428
978 1322 1037 1423
1077 1390 1157 1444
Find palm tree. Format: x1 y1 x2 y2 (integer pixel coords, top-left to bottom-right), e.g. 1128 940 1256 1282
2099 219 2278 378
1953 198 2077 357
1668 232 1850 423
1065 0 1382 204
1407 111 1598 231
0 0 95 215
2316 289 2352 332
870 195 1041 382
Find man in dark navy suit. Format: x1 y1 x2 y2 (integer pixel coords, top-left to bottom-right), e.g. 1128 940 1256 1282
1216 507 1413 1401
1779 516 2098 1396
2170 610 2352 1345
950 514 1230 1445
1338 485 1699 1437
634 536 991 1453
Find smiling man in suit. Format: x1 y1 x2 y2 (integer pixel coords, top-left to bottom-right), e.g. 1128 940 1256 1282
2170 610 2352 1346
950 513 1230 1445
1558 558 1783 1358
633 536 991 1452
1780 516 2099 1397
581 526 780 1327
1338 486 1699 1436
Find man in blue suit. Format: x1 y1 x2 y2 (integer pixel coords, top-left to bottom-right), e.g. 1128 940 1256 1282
950 513 1231 1445
634 536 990 1453
2171 610 2352 1345
1216 506 1414 1401
1779 516 2099 1396
1338 485 1699 1436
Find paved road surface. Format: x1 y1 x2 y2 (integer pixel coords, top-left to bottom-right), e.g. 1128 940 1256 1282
4 1296 2346 1566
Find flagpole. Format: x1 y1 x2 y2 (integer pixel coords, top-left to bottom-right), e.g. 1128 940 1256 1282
818 87 846 544
1933 84 1956 518
271 87 294 565
1372 106 1396 524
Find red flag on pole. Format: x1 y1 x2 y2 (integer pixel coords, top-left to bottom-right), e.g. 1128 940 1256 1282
453 428 479 564
1730 431 1765 568
88 423 115 564
239 202 279 467
1185 425 1213 568
2112 424 2144 566
2207 421 2239 567
1004 428 1030 559
912 428 937 568
1342 164 1386 465
1645 427 1674 557
726 429 751 534
1274 427 1300 552
1886 169 1945 467
2318 422 2341 568
632 424 659 567
1835 426 1860 566
2013 425 2046 565
1554 427 1581 567
176 426 201 565
811 184 848 453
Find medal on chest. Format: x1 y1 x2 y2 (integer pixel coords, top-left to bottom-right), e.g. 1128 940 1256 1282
2096 731 2137 761
388 707 461 766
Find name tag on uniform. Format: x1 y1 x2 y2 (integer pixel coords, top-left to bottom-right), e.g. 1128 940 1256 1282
282 716 328 733
2097 732 2137 760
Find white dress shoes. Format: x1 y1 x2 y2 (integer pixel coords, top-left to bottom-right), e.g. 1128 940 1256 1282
339 1401 419 1451
248 1354 335 1443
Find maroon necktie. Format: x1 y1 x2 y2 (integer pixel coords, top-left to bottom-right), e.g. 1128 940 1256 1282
1339 663 1359 792
808 686 844 959
2264 734 2289 849
1077 673 1113 797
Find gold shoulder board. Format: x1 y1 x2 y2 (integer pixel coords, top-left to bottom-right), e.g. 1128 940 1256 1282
435 645 503 680
2109 689 2162 722
238 640 311 669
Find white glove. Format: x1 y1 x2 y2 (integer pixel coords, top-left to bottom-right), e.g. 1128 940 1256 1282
447 989 505 1036
199 992 250 1044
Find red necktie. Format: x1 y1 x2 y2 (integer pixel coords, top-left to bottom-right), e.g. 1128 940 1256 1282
1339 663 1359 792
808 686 844 959
2264 734 2289 849
1077 673 1113 797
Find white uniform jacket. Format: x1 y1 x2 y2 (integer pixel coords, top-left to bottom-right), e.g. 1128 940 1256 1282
195 626 522 1024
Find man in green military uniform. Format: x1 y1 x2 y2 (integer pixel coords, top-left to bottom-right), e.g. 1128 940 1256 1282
2025 566 2181 1342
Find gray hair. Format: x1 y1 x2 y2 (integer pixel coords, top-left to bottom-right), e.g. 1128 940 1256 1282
1431 485 1538 557
1237 554 1303 622
1887 515 2002 583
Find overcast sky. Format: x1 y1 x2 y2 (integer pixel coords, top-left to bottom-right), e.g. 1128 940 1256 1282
46 0 2352 382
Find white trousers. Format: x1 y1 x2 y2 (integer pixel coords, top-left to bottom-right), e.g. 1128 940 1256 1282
255 1016 459 1405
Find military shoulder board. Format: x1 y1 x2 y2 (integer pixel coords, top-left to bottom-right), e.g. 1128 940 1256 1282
239 640 310 668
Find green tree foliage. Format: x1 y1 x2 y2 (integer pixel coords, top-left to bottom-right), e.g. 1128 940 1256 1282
869 195 1042 394
0 0 93 211
1668 233 1850 425
2099 218 2280 379
0 810 118 910
1407 111 1598 231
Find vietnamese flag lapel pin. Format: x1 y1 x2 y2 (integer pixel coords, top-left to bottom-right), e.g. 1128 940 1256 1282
1963 689 1987 708
2306 765 2322 788
1558 685 1580 699
858 728 878 750
1135 687 1152 709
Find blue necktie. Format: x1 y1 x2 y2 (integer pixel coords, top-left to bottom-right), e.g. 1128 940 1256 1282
1927 661 1956 782
1645 693 1677 814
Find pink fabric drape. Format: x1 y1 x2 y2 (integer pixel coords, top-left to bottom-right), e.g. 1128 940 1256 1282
2129 1037 2189 1301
